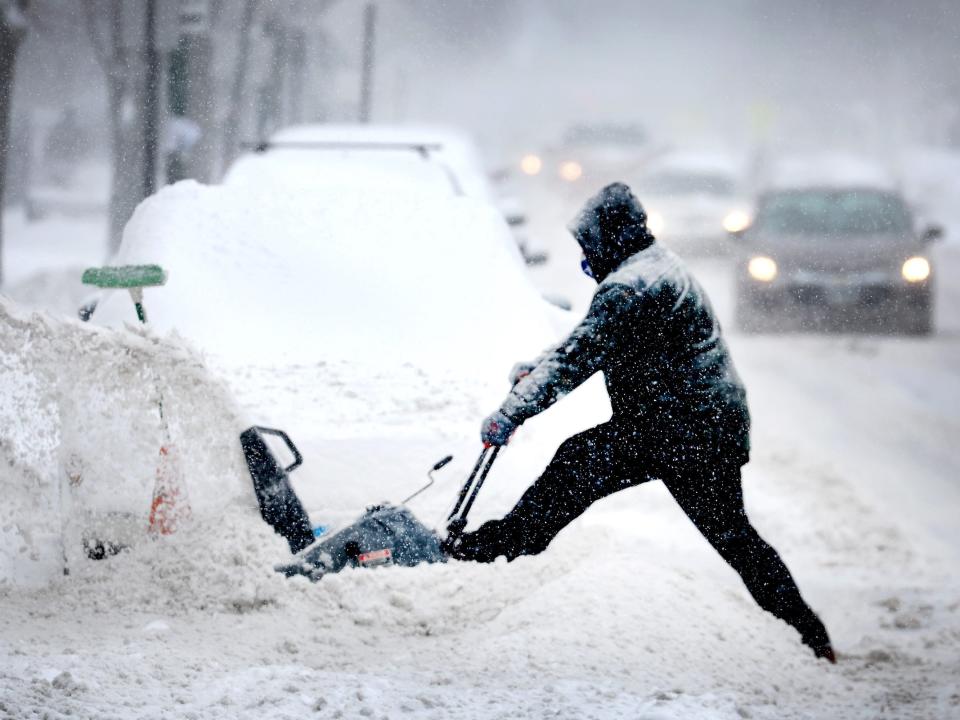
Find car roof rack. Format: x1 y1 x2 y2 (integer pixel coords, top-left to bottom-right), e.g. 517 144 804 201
247 140 443 160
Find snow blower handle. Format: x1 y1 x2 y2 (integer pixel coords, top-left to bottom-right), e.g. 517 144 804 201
401 455 454 505
252 426 303 473
446 446 500 537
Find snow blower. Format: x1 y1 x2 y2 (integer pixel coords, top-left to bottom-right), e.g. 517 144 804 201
240 426 500 581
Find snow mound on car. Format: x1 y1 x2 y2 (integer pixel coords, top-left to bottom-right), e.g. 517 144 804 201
0 297 263 587
94 181 557 370
764 153 898 191
260 123 495 201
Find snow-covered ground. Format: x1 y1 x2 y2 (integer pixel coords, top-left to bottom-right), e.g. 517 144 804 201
0 207 106 316
2 156 959 718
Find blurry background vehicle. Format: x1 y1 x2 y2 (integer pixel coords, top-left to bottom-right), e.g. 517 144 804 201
629 150 750 257
505 122 659 301
524 122 655 192
731 185 941 335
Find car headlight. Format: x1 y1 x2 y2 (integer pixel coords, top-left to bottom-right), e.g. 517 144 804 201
646 211 665 235
558 160 583 182
723 209 751 233
520 154 542 176
901 256 930 282
748 256 777 282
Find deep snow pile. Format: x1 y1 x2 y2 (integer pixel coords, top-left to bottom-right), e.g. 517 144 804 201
91 181 558 372
3 324 959 718
0 296 269 588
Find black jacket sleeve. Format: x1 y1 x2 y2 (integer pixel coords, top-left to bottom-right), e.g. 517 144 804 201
500 283 637 423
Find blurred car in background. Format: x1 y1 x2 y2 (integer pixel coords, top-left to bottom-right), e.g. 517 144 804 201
630 151 750 256
731 185 941 335
518 122 654 190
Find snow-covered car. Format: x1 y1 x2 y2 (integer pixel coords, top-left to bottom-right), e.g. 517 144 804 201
226 124 485 199
227 123 550 264
91 181 558 372
731 186 941 334
74 172 584 583
494 191 547 266
630 152 750 256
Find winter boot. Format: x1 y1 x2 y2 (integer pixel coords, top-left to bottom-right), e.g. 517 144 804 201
797 614 836 663
442 519 517 563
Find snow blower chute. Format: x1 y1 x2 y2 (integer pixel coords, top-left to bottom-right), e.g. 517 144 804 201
240 426 499 581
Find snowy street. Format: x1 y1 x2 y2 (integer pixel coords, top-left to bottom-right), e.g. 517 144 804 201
2 216 957 718
3 3 960 718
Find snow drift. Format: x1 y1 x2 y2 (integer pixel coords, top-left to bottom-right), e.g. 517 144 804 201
0 297 256 587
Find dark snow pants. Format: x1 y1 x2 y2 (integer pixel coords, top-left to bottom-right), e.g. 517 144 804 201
455 420 831 650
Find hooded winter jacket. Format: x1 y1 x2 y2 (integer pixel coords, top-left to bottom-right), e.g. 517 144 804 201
501 183 750 460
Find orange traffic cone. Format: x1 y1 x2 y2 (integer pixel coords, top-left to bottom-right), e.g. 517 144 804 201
148 445 191 535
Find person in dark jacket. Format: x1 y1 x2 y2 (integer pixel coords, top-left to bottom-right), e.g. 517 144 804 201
444 182 835 662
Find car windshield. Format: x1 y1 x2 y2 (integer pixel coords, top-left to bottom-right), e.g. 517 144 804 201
755 190 912 235
636 172 736 197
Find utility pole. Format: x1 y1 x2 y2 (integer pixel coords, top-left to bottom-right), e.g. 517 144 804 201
359 2 376 123
258 15 288 139
167 0 213 182
142 0 160 199
287 28 307 125
221 0 256 170
0 0 29 284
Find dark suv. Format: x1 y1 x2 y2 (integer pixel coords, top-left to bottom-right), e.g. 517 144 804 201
732 187 941 334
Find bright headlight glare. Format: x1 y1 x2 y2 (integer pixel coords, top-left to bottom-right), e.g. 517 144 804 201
723 209 751 233
647 211 665 235
901 256 930 282
748 256 777 282
520 154 542 176
558 160 583 182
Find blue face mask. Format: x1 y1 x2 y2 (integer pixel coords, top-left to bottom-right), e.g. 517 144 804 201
580 253 594 279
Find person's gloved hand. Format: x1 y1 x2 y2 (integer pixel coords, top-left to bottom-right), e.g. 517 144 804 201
508 361 535 386
480 410 518 447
